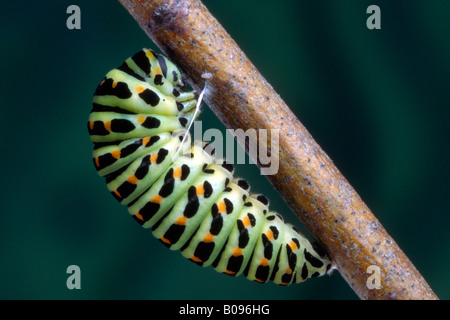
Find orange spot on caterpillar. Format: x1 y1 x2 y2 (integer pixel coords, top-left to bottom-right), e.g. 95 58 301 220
285 267 292 275
136 85 145 93
260 258 269 267
142 137 150 145
190 256 202 263
242 216 251 228
150 153 158 163
217 201 226 213
135 213 144 221
127 175 138 184
137 116 146 124
196 184 204 196
160 237 171 245
233 248 242 257
225 270 236 275
255 278 265 283
155 66 162 75
203 233 214 243
104 121 111 132
289 240 298 251
266 229 274 241
113 189 122 198
111 150 121 159
94 157 100 168
89 121 94 130
175 216 187 226
173 167 182 179
112 81 118 88
151 195 162 204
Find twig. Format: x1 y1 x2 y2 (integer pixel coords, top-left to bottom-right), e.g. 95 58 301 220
117 0 438 300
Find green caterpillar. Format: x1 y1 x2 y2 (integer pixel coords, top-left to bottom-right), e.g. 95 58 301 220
88 48 331 285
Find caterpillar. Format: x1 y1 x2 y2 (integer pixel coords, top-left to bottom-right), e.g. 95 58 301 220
88 48 332 285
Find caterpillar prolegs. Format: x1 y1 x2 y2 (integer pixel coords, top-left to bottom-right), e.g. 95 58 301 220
88 48 332 285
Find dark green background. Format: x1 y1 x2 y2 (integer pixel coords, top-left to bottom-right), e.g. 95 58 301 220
1 0 448 300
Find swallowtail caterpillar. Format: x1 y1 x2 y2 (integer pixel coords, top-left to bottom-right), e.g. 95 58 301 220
88 48 332 285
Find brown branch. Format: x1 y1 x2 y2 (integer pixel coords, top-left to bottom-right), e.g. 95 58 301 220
117 0 438 300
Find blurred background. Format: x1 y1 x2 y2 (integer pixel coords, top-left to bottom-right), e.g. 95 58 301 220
0 0 448 300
